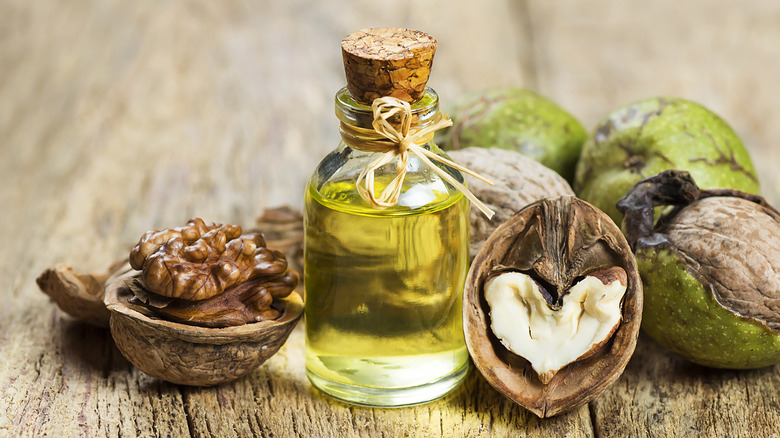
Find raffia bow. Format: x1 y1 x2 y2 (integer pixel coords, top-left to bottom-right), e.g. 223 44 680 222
339 96 495 219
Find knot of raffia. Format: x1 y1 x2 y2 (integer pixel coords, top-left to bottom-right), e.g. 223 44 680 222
338 96 495 218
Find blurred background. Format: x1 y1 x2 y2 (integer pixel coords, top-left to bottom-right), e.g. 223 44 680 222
3 1 778 232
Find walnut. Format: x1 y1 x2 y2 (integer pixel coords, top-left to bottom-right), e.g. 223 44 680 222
617 170 780 369
127 218 298 327
447 147 575 259
253 206 304 286
36 213 304 386
106 217 304 386
484 266 628 384
464 196 642 417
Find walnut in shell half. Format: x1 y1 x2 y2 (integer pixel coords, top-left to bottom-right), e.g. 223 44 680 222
104 273 302 386
127 218 298 327
105 218 303 386
464 196 642 417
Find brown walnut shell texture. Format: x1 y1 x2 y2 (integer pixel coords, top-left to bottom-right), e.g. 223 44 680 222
666 197 780 329
464 196 642 418
104 272 304 386
448 147 575 259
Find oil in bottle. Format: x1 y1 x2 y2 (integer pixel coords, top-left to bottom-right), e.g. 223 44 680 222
304 28 472 407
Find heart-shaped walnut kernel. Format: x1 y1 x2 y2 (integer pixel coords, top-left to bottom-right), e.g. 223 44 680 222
464 196 642 418
485 267 627 384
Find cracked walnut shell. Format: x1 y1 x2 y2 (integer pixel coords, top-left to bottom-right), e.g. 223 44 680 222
36 259 133 328
618 170 780 368
464 196 642 417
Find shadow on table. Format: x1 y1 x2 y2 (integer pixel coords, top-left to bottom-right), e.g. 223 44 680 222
627 334 778 381
60 317 129 379
437 362 586 430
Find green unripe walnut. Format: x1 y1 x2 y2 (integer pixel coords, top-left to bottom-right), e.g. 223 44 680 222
638 245 780 368
575 97 760 224
438 87 586 183
619 171 780 369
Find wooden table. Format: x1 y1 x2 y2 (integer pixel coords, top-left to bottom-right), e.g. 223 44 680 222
3 1 780 436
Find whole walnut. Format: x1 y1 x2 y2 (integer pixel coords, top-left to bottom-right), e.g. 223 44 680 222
438 87 587 182
448 147 575 258
618 170 780 368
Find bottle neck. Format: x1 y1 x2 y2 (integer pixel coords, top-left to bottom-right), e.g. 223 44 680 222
335 87 440 131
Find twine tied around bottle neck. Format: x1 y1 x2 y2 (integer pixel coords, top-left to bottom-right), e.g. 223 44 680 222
338 96 495 219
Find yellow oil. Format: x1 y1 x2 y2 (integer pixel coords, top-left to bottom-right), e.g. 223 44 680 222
304 176 470 406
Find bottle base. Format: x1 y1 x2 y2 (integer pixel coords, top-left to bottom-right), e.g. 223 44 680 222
306 361 469 408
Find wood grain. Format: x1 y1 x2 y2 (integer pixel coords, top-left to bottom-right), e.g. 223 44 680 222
1 0 779 436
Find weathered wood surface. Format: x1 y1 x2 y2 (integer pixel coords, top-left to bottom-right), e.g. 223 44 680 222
2 1 780 436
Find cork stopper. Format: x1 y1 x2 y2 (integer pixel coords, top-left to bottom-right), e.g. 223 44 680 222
341 27 437 105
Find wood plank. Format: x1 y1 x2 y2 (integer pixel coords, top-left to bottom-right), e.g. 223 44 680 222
1 0 780 436
177 326 592 437
592 337 780 438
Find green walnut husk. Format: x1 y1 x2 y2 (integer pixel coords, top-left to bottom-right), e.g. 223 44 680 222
438 87 586 182
575 97 760 224
618 170 780 368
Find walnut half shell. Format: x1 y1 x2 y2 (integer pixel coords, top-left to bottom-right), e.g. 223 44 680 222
104 272 303 386
464 196 642 417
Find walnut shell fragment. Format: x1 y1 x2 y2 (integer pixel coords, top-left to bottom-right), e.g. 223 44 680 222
448 147 575 259
105 272 303 386
36 259 132 327
464 196 642 417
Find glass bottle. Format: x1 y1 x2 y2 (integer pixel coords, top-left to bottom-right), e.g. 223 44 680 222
303 28 471 407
